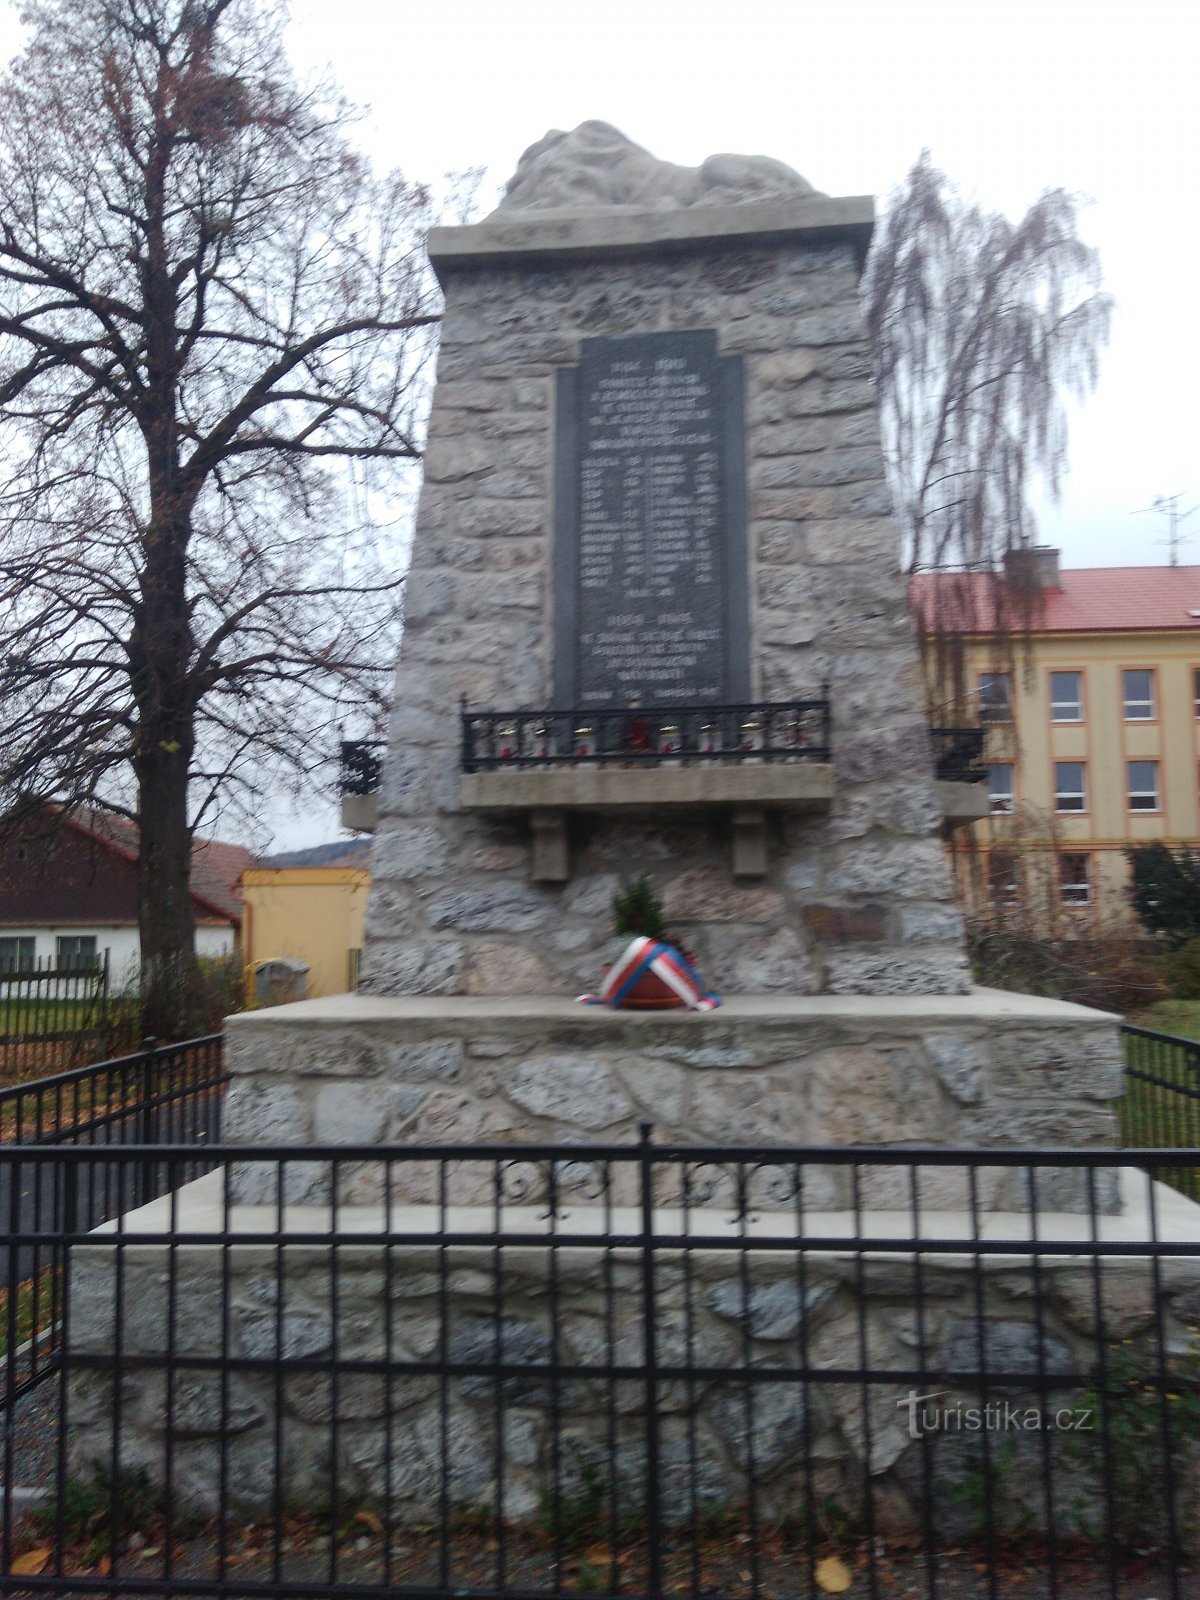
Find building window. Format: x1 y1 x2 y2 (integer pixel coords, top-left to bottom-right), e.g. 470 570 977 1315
979 672 1013 724
1128 760 1160 812
1054 761 1086 813
1060 853 1092 906
1123 669 1155 720
0 936 35 973
987 764 1015 814
55 935 98 972
988 851 1019 906
1194 668 1200 718
1049 671 1082 722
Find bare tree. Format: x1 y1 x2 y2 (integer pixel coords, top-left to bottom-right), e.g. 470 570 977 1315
864 153 1112 714
0 0 442 1033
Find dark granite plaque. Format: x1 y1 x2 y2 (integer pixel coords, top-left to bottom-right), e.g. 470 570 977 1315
554 331 749 708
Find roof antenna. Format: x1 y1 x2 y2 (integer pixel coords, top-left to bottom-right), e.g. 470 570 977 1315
1132 493 1198 566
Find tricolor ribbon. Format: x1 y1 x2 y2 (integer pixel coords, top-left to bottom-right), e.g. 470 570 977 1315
577 936 721 1012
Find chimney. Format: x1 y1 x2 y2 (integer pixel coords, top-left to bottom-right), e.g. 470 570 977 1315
1004 544 1061 591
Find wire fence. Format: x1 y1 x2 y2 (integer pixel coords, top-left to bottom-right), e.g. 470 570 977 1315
1 1136 1199 1599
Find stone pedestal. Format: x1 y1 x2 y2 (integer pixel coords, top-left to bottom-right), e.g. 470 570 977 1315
223 988 1124 1212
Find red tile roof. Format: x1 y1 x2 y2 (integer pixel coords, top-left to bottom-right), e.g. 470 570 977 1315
64 807 255 923
910 565 1200 635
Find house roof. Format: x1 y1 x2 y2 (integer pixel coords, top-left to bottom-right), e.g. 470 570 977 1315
53 806 253 924
910 564 1200 636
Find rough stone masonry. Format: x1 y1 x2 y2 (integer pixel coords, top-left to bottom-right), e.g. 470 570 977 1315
361 121 973 1002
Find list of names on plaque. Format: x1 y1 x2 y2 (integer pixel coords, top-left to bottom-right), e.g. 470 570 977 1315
572 331 730 708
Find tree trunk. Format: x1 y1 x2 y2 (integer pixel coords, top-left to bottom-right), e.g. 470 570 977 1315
135 738 202 1040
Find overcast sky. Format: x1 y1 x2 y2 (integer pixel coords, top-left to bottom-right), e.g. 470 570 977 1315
279 0 1197 569
4 0 1195 849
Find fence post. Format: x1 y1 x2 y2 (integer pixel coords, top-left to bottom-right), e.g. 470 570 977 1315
638 1120 663 1597
137 1036 158 1209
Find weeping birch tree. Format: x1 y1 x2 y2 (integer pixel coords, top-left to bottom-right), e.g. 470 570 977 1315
0 0 441 1034
864 153 1112 715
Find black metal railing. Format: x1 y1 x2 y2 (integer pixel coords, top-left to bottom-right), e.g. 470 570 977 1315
930 724 987 783
0 1036 227 1406
461 697 832 773
1121 1024 1200 1193
339 739 385 796
3 1135 1199 1597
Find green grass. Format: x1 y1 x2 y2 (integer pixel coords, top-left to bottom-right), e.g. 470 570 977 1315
1119 1020 1200 1200
1128 999 1200 1042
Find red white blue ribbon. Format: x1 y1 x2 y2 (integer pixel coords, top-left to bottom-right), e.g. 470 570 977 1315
577 936 721 1011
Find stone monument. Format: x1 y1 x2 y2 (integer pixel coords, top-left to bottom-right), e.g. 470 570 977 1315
65 126 1158 1534
219 122 1124 1166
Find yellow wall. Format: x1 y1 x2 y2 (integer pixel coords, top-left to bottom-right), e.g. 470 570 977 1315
241 868 369 998
938 629 1200 921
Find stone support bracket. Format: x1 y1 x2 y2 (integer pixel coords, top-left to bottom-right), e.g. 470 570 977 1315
459 766 833 881
529 809 569 883
731 806 769 878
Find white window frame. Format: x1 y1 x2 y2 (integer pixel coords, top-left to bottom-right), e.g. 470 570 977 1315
55 934 98 972
1123 668 1155 721
0 936 35 973
1054 761 1087 813
979 672 1013 725
1059 853 1092 906
1127 760 1160 812
1049 670 1082 722
987 764 1015 815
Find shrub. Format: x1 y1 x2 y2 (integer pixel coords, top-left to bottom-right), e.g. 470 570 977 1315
610 874 668 942
1127 842 1200 949
1165 939 1200 1001
968 914 1166 1015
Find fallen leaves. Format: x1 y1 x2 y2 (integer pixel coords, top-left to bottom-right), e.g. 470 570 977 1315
10 1548 51 1575
815 1553 852 1593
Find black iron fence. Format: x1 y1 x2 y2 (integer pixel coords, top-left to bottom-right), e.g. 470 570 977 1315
460 698 833 773
0 1036 226 1406
929 725 986 784
1121 1024 1200 1191
3 1136 1199 1598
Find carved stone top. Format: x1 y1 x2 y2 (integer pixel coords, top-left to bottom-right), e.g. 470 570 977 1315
492 120 821 216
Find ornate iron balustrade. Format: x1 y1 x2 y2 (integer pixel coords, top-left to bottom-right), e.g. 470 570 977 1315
460 696 832 773
930 724 986 783
339 738 385 796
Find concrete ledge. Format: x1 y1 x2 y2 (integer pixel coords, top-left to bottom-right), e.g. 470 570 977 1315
460 763 835 813
340 792 377 834
939 780 989 830
90 1166 1200 1247
428 194 874 279
228 986 1120 1032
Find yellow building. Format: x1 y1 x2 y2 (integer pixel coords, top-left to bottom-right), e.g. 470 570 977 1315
916 550 1200 921
241 866 370 998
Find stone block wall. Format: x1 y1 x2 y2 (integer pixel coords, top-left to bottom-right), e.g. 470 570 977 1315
223 996 1123 1211
363 230 972 998
66 1214 1200 1537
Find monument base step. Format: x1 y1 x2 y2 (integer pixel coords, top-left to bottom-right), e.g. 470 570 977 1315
224 987 1125 1194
